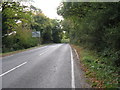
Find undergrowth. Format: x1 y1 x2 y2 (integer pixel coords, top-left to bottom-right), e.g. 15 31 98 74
72 45 120 88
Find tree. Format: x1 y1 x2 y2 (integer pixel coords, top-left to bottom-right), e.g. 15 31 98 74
51 19 62 43
32 13 53 43
2 2 32 36
57 2 120 66
2 2 37 52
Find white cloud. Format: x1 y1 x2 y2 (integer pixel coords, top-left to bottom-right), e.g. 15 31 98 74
33 0 63 20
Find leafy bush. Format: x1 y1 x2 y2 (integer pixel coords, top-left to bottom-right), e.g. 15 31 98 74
78 46 119 88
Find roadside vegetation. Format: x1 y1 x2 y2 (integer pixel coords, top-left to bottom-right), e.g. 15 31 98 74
1 45 44 57
1 1 120 88
72 45 119 88
1 1 63 53
58 2 120 88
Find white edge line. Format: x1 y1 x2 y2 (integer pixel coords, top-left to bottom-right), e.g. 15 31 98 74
69 45 75 88
0 62 27 77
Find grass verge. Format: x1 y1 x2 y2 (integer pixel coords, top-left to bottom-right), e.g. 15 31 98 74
71 45 119 88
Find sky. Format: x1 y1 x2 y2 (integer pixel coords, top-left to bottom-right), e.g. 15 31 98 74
33 0 63 20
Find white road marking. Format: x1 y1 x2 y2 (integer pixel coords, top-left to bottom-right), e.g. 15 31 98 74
39 49 49 56
39 45 59 56
50 45 60 47
0 62 27 77
40 46 48 49
74 48 79 60
69 45 75 88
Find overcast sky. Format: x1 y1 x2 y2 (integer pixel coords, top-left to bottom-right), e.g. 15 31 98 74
33 0 63 20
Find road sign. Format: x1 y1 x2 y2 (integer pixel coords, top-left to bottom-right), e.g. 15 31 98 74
32 31 41 37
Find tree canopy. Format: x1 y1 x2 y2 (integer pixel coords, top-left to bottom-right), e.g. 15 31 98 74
57 2 120 66
2 1 62 52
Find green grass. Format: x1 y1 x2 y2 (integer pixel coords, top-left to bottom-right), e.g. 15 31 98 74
72 45 120 88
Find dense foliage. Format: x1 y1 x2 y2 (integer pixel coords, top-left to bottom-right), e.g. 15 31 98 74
57 2 120 67
57 2 120 88
2 2 62 53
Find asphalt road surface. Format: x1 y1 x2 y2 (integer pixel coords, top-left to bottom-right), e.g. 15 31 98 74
1 44 86 88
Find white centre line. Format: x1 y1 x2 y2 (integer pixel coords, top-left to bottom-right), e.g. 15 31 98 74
39 50 48 56
39 48 50 56
0 62 27 77
39 45 57 56
69 45 75 88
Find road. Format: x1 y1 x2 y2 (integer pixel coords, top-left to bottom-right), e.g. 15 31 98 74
1 44 88 88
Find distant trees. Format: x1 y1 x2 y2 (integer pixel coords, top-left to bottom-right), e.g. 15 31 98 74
2 1 62 53
32 13 52 43
32 10 62 43
51 19 62 43
57 2 120 66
